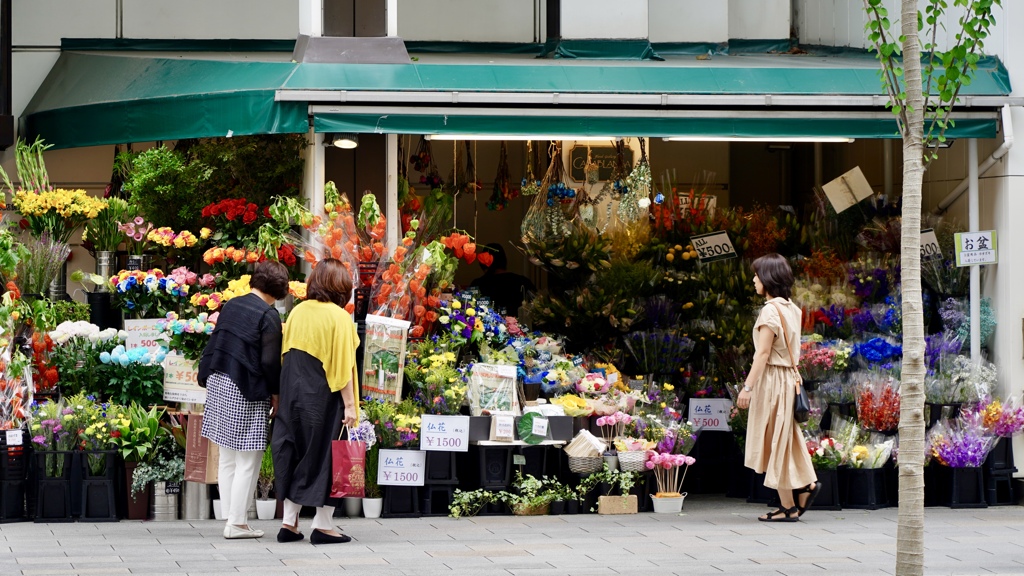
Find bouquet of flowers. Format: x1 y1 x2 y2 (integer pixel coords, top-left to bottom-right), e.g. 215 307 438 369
202 246 262 278
856 377 901 433
14 234 71 296
806 436 844 470
46 321 122 397
832 416 893 469
83 197 130 253
550 394 591 417
853 336 902 367
97 344 166 406
188 275 250 313
976 398 1024 438
30 400 81 475
147 226 199 262
939 297 996 345
202 197 273 248
110 269 190 319
118 217 154 257
799 337 846 382
159 311 218 362
928 419 995 467
595 411 632 445
944 355 996 404
623 330 695 376
577 373 610 396
645 451 696 498
12 188 106 243
0 291 32 429
404 344 467 416
347 416 380 498
364 398 422 449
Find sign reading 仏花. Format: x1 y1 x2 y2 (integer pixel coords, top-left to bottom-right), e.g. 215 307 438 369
954 230 997 267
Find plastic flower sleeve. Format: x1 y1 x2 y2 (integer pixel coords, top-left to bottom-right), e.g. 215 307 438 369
361 314 410 403
468 363 519 416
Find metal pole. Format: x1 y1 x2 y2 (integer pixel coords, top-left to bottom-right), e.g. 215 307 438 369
883 139 893 200
386 133 399 255
968 138 981 361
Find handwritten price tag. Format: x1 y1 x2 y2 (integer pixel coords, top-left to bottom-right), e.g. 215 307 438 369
377 449 426 486
124 319 166 353
162 353 207 404
421 414 470 452
687 398 732 431
689 231 737 263
5 430 23 446
531 417 549 438
920 228 943 262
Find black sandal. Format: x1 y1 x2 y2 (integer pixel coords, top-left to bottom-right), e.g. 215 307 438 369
795 482 821 517
758 505 799 522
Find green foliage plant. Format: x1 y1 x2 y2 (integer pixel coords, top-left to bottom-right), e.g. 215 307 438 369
123 145 213 232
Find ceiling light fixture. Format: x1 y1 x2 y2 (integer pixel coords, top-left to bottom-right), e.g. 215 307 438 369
327 133 359 149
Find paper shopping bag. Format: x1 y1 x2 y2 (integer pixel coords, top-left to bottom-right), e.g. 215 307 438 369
330 439 366 498
184 414 220 484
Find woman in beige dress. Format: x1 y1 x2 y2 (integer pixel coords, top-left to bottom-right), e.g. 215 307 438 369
736 253 819 522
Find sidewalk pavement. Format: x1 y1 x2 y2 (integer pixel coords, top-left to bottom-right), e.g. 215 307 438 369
2 497 1023 576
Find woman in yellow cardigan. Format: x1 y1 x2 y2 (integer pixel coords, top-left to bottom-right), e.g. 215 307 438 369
272 258 359 545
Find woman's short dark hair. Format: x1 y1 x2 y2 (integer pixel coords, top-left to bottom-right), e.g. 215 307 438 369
250 260 290 300
306 258 353 307
751 253 794 300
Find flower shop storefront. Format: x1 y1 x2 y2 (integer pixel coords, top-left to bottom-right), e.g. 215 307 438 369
4 49 1021 523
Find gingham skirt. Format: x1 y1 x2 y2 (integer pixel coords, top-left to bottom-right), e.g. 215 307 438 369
200 372 270 452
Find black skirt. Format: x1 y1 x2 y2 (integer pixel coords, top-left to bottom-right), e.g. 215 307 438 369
272 349 344 508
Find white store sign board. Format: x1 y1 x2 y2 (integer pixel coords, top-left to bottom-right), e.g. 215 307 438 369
954 230 997 267
123 319 166 354
420 414 470 452
687 398 732 432
377 449 426 486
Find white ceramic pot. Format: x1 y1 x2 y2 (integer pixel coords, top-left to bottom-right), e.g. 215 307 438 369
212 499 225 520
603 454 619 472
650 493 686 514
255 499 277 520
362 497 383 519
343 497 362 518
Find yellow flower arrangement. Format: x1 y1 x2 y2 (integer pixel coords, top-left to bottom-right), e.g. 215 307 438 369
288 281 307 300
12 188 107 242
551 394 591 417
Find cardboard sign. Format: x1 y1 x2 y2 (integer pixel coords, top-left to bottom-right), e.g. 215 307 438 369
123 319 165 354
420 414 470 452
163 353 207 404
377 449 426 486
687 398 732 432
5 429 23 446
822 166 874 213
690 231 737 263
955 230 997 267
920 228 943 261
490 414 516 442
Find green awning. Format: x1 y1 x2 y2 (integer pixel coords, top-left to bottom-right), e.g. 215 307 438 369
21 53 308 149
21 50 1014 148
314 112 997 139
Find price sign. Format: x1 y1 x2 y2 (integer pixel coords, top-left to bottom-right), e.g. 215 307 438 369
920 228 943 261
687 398 732 432
490 414 515 442
530 417 549 438
513 455 527 466
164 482 182 495
420 414 470 452
123 319 166 354
377 449 426 486
954 230 997 267
163 353 206 404
5 430 23 446
689 231 737 263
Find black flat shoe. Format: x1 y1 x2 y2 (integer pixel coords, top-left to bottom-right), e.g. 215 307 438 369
758 506 799 522
796 482 821 517
310 529 352 545
277 527 304 543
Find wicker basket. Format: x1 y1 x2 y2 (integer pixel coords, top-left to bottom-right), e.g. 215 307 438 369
512 502 550 516
617 451 647 473
568 456 604 474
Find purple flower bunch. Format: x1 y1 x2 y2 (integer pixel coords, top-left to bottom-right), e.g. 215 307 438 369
931 430 993 467
924 332 964 372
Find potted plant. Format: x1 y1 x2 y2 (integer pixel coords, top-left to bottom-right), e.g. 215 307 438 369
507 471 559 516
130 441 184 521
348 417 380 518
255 445 276 520
84 196 130 286
112 403 169 519
96 343 167 407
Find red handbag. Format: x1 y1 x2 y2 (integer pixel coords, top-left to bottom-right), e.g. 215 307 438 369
330 428 366 498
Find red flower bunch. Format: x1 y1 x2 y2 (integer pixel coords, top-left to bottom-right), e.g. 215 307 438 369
799 247 846 285
31 332 58 393
277 244 298 267
857 383 900 432
202 198 272 246
5 281 20 300
202 198 270 224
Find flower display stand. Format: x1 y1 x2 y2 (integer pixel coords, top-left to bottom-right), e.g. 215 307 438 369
424 452 458 485
80 451 118 522
34 451 75 522
840 467 889 510
420 485 455 517
0 431 29 523
747 472 778 505
809 469 841 511
982 439 1017 506
984 437 1015 472
930 466 987 509
382 486 421 518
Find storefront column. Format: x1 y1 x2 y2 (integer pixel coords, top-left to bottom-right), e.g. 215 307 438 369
386 133 399 254
299 0 323 37
968 138 981 361
302 128 325 275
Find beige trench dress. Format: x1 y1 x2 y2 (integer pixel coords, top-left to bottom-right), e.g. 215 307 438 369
743 297 817 491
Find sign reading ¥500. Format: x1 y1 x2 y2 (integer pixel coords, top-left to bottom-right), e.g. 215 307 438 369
689 231 737 263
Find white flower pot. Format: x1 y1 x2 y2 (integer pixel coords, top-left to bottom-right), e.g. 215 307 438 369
650 493 686 514
343 497 362 518
362 497 383 519
212 499 225 520
255 499 277 520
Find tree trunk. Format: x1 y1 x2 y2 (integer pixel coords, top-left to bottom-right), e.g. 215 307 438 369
896 1 927 575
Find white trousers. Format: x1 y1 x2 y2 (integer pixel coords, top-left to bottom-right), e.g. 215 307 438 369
282 498 335 532
218 446 262 527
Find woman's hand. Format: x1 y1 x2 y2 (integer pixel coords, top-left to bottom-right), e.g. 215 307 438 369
269 395 279 419
342 404 358 427
737 388 752 410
